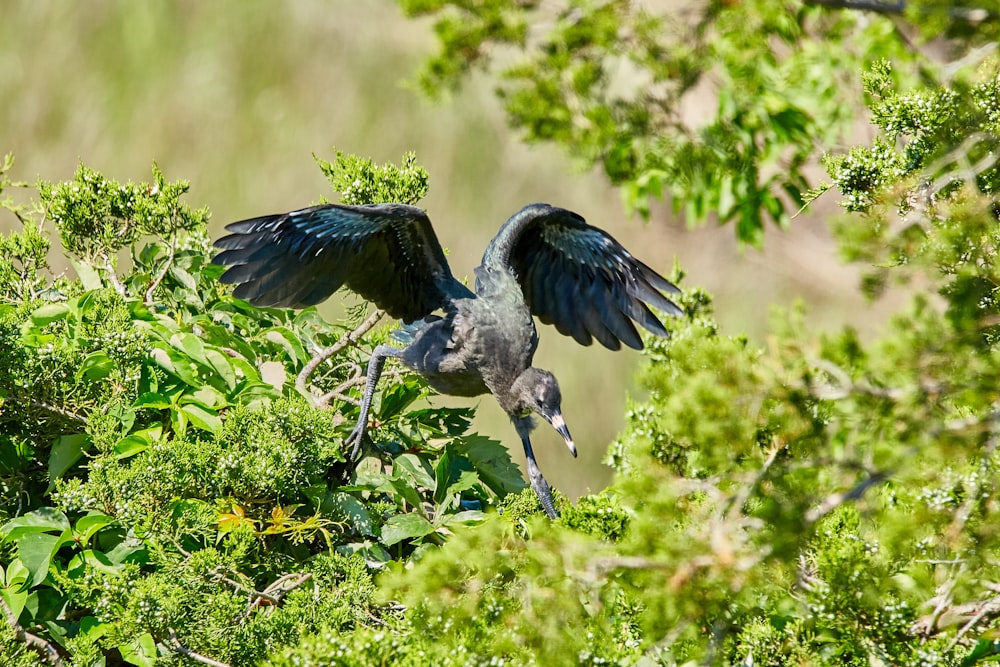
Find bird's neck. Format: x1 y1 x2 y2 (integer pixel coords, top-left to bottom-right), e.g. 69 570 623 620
495 366 539 417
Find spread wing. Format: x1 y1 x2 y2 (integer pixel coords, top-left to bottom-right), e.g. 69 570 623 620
483 203 683 350
212 203 472 322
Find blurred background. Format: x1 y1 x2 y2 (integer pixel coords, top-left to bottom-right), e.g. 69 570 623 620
0 1 896 497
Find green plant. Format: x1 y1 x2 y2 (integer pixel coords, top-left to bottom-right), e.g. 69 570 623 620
396 0 997 245
0 150 526 665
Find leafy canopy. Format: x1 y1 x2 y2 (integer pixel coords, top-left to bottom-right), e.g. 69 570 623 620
397 0 997 245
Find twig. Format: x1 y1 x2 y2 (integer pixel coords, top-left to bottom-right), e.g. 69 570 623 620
296 310 384 404
319 365 405 408
27 399 87 424
261 572 313 600
913 567 961 638
723 442 782 520
144 238 176 305
805 0 998 21
808 358 906 400
0 595 65 667
99 254 128 297
218 346 249 362
805 470 890 524
952 594 1000 647
945 404 1000 546
211 569 281 606
165 629 232 667
316 360 364 407
235 572 314 621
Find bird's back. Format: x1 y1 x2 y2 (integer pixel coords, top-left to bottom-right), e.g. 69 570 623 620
396 266 537 401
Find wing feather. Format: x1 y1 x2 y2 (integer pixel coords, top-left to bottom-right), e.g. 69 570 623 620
484 203 682 350
212 203 472 321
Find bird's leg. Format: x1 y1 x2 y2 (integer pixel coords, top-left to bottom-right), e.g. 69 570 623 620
517 431 558 519
345 344 403 464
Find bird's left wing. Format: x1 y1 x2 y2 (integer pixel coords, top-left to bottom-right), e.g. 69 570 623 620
212 203 471 322
483 203 683 350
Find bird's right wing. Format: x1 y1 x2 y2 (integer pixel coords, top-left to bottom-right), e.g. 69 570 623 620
212 203 471 322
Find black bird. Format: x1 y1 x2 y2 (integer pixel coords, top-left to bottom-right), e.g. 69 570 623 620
212 203 683 517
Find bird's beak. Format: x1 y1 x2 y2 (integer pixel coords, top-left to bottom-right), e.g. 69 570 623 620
545 411 577 458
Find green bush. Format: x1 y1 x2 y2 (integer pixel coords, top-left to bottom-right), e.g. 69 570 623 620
0 151 527 665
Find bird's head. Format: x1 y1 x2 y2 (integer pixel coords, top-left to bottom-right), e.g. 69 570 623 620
510 367 577 458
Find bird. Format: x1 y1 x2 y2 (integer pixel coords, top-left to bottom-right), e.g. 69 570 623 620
211 202 683 518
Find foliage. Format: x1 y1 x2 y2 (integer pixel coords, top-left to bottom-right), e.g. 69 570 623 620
314 149 430 206
344 61 1000 667
0 152 529 665
397 0 997 245
5 56 1000 667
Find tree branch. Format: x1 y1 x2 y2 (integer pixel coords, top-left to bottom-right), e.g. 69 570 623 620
296 309 383 404
805 0 997 21
144 237 176 305
805 470 890 524
26 399 88 425
0 595 65 667
165 629 232 667
98 253 127 297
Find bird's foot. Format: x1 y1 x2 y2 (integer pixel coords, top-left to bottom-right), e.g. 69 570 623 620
339 422 368 483
526 466 558 519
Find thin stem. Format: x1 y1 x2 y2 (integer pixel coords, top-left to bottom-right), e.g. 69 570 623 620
296 310 383 403
165 629 232 667
0 595 65 667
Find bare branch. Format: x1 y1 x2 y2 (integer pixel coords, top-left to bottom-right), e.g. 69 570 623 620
805 470 890 524
0 594 65 667
296 309 384 403
316 360 364 407
144 237 176 305
808 358 907 400
99 253 127 297
165 629 232 667
805 0 998 22
26 399 87 424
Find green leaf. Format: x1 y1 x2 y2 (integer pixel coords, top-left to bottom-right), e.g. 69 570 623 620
0 560 30 621
16 532 67 587
119 632 158 667
168 264 198 290
379 377 425 420
457 435 527 496
446 470 480 497
204 348 237 389
46 433 91 493
171 331 209 368
184 384 228 410
74 513 117 546
150 345 201 386
180 403 223 434
328 492 375 536
380 513 435 547
262 327 308 363
28 301 71 327
1 507 71 541
434 448 453 504
77 616 113 644
68 256 103 290
113 425 162 460
395 453 436 489
133 391 172 410
77 349 115 381
68 549 121 577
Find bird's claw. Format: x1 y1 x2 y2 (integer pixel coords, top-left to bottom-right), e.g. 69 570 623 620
339 422 368 483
